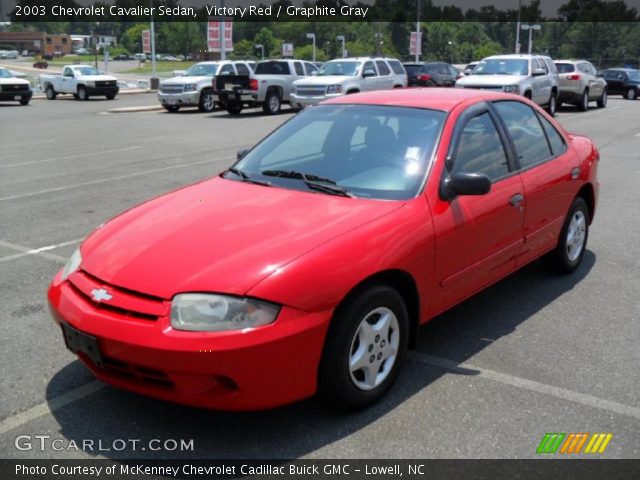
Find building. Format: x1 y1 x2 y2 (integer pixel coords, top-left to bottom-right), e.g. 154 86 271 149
0 31 72 56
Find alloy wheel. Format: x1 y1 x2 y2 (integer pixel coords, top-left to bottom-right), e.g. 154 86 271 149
566 210 586 262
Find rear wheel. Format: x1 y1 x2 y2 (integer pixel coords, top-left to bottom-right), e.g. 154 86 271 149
546 91 557 116
77 86 89 101
626 88 637 100
45 85 56 100
163 105 180 112
578 89 589 111
597 89 607 108
318 284 409 409
263 90 281 115
226 101 242 115
543 197 589 274
198 89 216 112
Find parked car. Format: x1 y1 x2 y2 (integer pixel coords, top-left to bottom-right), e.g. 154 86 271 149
290 57 407 108
113 54 132 61
157 61 254 113
48 88 599 411
600 68 640 100
462 61 479 76
554 60 607 110
403 61 459 87
213 58 319 115
0 67 32 105
74 48 90 55
40 65 119 100
32 61 48 69
456 54 559 115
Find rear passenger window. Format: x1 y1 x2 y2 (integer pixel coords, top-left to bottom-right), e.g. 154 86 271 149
219 64 235 75
537 114 567 156
493 101 551 168
453 112 510 181
294 62 304 76
376 61 391 75
236 63 250 75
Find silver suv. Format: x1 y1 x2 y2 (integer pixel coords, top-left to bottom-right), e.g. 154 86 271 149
555 60 608 110
456 54 559 115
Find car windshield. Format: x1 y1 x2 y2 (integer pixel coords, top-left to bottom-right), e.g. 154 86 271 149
230 104 445 200
73 67 100 76
185 63 218 76
629 70 640 80
255 61 290 75
473 59 529 76
0 68 12 78
317 61 361 76
555 63 575 73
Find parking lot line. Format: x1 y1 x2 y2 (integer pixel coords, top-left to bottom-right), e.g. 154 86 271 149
412 353 640 421
0 239 69 263
0 238 82 264
0 381 105 436
0 155 235 203
1 146 142 169
0 139 55 149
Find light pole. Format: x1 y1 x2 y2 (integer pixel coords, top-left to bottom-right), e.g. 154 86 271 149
336 35 346 58
515 0 522 53
255 44 264 60
149 0 158 90
521 24 541 55
374 32 383 56
416 0 421 62
448 40 455 64
306 33 316 63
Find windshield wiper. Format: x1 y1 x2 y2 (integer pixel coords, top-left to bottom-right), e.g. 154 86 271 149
261 170 354 198
225 167 272 187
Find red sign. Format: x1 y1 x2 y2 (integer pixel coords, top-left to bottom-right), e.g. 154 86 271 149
207 19 233 52
410 31 422 56
142 30 151 54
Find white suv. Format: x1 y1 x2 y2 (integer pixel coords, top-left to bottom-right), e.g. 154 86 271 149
290 57 407 108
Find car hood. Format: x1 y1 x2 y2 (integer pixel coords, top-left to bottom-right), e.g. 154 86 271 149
294 75 353 85
77 75 117 82
0 77 29 85
160 75 211 85
456 74 524 86
80 177 404 300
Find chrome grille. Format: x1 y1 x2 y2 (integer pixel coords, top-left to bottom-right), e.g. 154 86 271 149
295 86 327 97
160 84 184 94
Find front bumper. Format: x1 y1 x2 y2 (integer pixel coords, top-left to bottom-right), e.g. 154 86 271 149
86 86 119 97
158 91 200 107
290 92 341 107
48 271 332 410
0 91 32 101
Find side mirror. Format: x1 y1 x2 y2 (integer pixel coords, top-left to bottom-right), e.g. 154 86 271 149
532 68 546 77
363 69 376 78
440 171 491 200
237 148 250 161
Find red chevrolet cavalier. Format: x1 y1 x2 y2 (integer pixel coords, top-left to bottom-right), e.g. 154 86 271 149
48 89 599 410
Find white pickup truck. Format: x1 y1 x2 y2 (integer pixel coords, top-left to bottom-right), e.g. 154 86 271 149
213 59 319 115
0 67 32 105
158 61 254 113
40 65 119 100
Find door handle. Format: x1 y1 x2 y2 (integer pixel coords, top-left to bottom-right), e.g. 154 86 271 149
509 193 524 207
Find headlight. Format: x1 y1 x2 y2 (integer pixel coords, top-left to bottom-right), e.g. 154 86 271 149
85 81 95 88
503 85 519 94
60 247 82 281
171 294 280 332
326 85 342 94
184 83 198 91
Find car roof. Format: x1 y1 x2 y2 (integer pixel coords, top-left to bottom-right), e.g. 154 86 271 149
484 54 543 60
324 87 518 112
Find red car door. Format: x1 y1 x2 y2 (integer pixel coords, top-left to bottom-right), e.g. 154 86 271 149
492 100 579 266
429 103 525 315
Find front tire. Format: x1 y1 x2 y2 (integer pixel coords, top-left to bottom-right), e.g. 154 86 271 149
198 89 216 113
77 86 89 101
105 94 116 100
163 105 180 112
318 284 409 410
19 99 29 106
45 85 56 100
543 197 589 274
546 91 557 116
263 90 281 115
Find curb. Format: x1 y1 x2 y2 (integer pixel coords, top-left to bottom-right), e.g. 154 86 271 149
32 89 154 100
108 105 164 113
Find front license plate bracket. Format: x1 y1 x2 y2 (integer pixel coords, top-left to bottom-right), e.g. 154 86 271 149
61 323 104 368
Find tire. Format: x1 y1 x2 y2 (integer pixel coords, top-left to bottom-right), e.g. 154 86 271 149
524 91 532 100
597 89 607 108
318 284 409 410
198 89 216 113
19 99 29 106
77 86 89 101
105 94 116 100
626 88 637 100
578 89 589 111
263 90 281 115
543 197 589 274
546 91 557 116
45 85 56 100
163 105 180 112
226 101 242 115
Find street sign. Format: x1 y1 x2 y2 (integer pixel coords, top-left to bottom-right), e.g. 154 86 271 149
410 31 422 56
207 19 234 52
142 30 151 54
282 43 294 58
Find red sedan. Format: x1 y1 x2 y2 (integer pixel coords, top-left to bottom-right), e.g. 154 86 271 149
48 88 599 410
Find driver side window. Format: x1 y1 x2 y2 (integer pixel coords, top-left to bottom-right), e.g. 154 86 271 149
63 67 73 77
363 61 377 77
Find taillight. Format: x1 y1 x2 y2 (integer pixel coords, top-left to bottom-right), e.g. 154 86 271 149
417 74 431 81
567 74 581 80
249 79 258 91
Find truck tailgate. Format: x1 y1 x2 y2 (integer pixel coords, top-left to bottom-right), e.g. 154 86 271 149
214 75 250 92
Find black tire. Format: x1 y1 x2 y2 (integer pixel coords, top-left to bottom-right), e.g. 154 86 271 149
19 99 29 106
597 89 607 108
546 91 557 116
263 90 281 115
45 85 56 100
524 91 532 100
346 90 359 95
318 284 409 410
163 105 180 112
626 88 637 100
578 89 589 111
543 197 590 274
77 86 89 101
198 89 216 113
105 94 116 100
226 101 242 115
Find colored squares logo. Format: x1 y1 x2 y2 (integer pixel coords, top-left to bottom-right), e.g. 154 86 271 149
537 433 613 454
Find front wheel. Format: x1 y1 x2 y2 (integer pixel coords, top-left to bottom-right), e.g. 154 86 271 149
198 89 216 112
263 90 282 115
45 85 56 100
163 105 180 112
105 94 116 100
19 99 29 106
546 91 557 116
77 86 89 101
597 89 607 108
318 284 409 409
543 197 589 274
626 88 637 100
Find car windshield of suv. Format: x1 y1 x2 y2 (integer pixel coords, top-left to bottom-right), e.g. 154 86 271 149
255 61 290 75
629 70 640 80
473 59 529 75
185 63 219 76
555 63 575 73
73 66 100 76
317 61 362 76
228 104 445 200
0 68 12 78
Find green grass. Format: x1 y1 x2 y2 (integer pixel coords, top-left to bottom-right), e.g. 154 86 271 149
120 61 194 74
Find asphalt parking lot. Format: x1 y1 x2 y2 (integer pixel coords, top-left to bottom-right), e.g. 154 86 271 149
0 94 638 460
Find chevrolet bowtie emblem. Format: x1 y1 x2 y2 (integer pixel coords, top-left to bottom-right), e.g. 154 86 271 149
91 288 112 302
